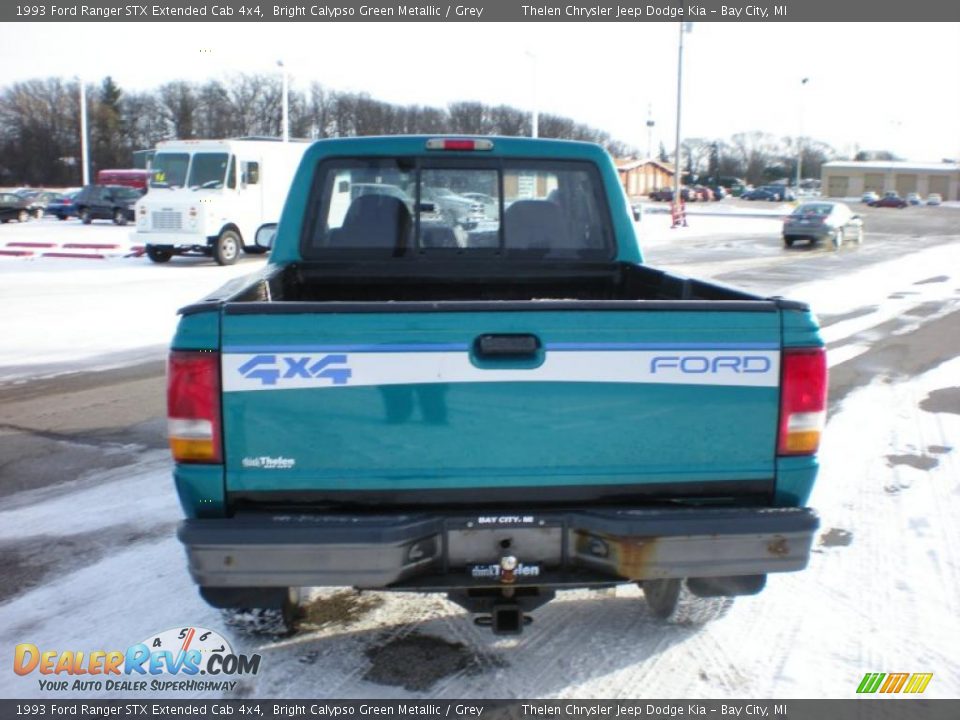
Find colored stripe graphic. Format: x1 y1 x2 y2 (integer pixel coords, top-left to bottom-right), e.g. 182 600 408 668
857 672 933 694
879 673 909 693
857 673 885 693
903 673 933 694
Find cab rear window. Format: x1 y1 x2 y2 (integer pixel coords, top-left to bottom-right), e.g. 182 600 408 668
301 158 613 260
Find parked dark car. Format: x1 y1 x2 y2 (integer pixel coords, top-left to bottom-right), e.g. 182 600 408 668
45 190 81 220
741 187 779 201
74 184 143 225
649 187 693 202
0 192 33 223
869 192 908 209
742 185 796 202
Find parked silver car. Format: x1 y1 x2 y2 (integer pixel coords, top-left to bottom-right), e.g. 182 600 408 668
783 201 863 250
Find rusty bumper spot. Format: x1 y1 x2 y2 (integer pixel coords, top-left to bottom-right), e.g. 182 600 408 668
767 536 789 556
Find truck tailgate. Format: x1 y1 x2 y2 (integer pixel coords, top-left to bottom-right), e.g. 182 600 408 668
220 306 781 502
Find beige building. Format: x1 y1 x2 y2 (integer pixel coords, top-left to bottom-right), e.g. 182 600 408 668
821 160 959 200
616 158 676 199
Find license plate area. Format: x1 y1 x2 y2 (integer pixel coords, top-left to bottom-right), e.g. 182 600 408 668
445 515 564 571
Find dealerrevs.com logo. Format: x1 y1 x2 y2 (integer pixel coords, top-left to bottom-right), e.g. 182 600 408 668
13 626 260 693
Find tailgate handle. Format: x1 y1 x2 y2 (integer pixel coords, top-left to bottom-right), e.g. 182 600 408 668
474 333 541 359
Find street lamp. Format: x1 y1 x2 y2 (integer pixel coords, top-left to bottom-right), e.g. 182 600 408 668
525 50 538 138
672 22 693 228
795 77 809 194
645 104 655 159
277 59 289 142
77 77 90 186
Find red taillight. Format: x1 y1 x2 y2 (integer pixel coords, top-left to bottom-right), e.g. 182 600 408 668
425 138 494 151
167 350 222 464
778 348 828 455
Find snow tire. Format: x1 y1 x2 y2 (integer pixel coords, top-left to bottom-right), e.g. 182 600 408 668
641 579 734 626
220 588 301 638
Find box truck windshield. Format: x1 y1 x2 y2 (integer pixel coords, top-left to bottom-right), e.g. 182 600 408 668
151 153 190 189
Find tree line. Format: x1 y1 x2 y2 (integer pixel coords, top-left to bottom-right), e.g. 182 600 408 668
0 74 869 187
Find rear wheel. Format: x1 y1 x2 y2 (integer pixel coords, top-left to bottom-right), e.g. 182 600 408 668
146 246 173 264
641 579 733 625
832 228 844 250
215 587 301 637
34 208 44 220
213 229 241 266
80 208 92 225
17 209 29 223
783 236 794 248
113 208 128 226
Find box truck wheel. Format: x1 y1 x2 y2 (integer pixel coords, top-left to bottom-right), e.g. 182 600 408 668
146 246 172 263
213 229 241 266
640 579 733 625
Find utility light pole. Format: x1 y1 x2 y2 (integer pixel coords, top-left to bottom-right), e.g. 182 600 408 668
796 77 809 195
277 59 289 142
646 104 655 159
672 22 693 228
78 77 90 186
525 50 538 138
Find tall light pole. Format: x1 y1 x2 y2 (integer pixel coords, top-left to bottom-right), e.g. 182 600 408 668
525 50 538 138
277 59 289 142
78 77 90 186
672 22 692 227
645 104 655 159
795 77 809 194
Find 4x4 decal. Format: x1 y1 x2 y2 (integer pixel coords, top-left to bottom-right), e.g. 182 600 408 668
237 354 352 386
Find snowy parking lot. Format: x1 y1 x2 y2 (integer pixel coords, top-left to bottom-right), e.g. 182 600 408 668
1 210 958 699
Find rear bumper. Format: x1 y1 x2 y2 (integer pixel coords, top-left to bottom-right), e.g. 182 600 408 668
783 225 832 239
178 506 818 591
136 231 211 248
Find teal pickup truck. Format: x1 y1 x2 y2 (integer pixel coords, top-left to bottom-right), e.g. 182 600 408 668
168 136 827 634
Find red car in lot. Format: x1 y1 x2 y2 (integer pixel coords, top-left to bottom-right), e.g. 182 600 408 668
869 192 908 208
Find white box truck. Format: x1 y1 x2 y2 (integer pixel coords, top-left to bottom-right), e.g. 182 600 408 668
134 138 308 265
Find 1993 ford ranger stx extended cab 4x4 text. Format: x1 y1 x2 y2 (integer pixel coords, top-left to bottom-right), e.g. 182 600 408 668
168 136 827 634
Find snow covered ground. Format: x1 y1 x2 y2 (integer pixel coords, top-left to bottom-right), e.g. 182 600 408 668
1 213 958 699
0 218 266 379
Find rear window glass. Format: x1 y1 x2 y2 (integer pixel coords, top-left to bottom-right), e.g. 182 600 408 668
793 203 833 216
302 158 613 260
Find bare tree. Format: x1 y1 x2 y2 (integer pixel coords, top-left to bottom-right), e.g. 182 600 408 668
448 102 487 134
730 131 779 185
158 81 198 139
0 78 78 185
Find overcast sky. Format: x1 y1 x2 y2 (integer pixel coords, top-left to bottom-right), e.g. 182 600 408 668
4 22 959 162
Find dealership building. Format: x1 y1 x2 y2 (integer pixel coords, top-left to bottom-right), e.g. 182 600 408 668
821 160 959 200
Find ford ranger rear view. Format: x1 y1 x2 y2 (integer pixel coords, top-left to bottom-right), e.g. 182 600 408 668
168 136 826 634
